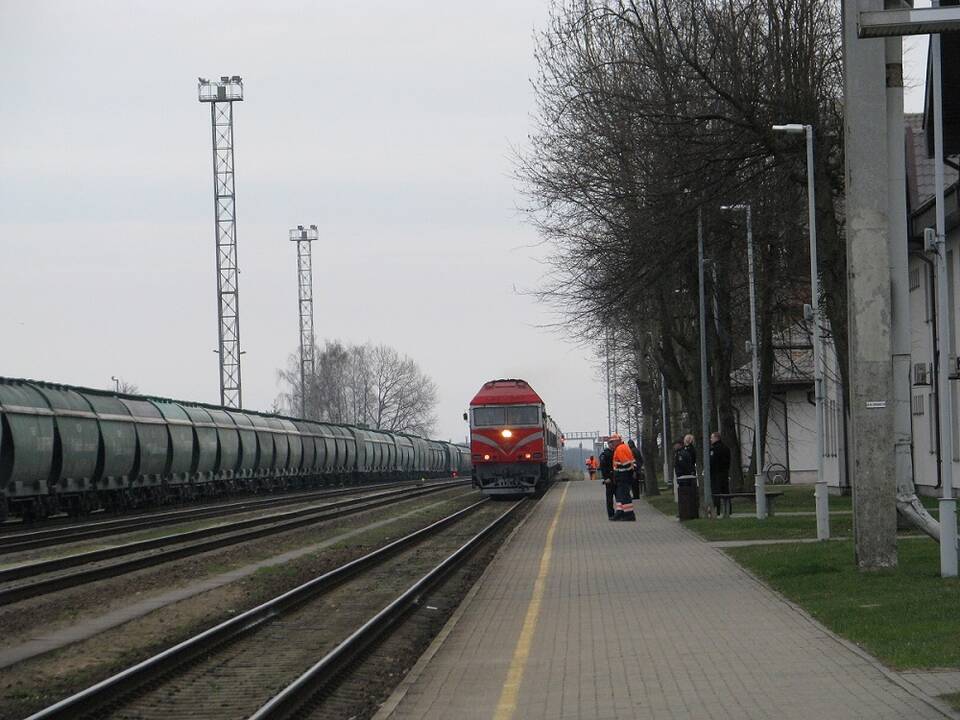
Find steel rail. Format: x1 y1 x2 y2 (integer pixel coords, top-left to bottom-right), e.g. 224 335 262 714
248 498 524 720
0 480 463 581
0 486 358 536
0 480 470 606
0 479 440 553
23 497 492 720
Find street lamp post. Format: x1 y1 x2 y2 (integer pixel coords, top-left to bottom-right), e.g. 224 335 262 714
772 123 829 540
111 376 120 393
697 208 713 511
721 203 766 519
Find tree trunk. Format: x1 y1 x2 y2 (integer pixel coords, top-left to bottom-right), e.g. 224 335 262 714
637 358 661 495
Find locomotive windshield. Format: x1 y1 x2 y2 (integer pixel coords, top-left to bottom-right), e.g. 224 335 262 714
472 405 540 427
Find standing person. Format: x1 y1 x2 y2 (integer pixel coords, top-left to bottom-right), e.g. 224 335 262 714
709 431 731 514
611 434 637 521
627 439 643 498
672 439 685 479
675 434 697 479
585 455 599 482
599 441 615 519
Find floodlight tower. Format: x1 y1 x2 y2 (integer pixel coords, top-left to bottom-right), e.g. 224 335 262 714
198 75 245 408
290 225 318 417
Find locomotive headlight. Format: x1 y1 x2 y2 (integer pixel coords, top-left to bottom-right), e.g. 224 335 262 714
483 454 491 460
501 429 513 438
524 453 532 459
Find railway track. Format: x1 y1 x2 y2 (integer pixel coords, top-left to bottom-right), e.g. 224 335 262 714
0 479 470 607
22 495 523 720
0 479 447 554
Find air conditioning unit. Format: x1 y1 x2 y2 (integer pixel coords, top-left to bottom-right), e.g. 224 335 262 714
914 362 931 386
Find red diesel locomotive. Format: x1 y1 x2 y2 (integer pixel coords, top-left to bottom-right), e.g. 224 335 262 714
466 379 563 496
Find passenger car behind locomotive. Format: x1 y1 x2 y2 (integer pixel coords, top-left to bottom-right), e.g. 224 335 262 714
467 379 562 496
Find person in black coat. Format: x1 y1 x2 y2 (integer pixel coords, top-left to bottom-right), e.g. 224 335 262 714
599 442 615 519
709 431 732 515
670 439 683 485
674 434 697 478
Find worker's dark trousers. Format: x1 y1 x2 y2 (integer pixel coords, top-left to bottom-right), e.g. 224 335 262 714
614 473 636 520
604 480 615 518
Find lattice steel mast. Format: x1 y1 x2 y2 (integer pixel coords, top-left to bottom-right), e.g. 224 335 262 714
198 76 244 408
290 225 318 417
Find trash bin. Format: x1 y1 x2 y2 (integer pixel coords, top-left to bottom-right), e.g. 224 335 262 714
676 474 699 520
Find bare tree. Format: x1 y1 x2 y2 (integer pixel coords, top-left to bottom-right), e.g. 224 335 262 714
275 340 438 436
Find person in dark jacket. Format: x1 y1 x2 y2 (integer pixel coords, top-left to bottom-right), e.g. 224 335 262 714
627 439 643 498
599 441 615 519
674 434 697 478
671 439 683 485
709 431 731 514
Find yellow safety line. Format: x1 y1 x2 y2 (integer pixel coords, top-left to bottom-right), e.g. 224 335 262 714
492 483 569 720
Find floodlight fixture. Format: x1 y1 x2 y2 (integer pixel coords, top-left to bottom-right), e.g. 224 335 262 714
289 225 319 242
772 124 806 135
198 75 244 103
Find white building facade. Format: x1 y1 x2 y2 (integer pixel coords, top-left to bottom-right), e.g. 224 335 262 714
724 112 960 497
730 324 844 488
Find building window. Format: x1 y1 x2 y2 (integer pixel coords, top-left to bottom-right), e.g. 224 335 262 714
910 267 921 291
823 399 839 459
823 396 830 458
912 395 925 416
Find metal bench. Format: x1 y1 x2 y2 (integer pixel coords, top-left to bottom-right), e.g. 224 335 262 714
714 492 784 518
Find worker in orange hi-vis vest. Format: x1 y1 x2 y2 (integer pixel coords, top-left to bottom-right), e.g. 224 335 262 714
585 455 599 481
610 434 637 521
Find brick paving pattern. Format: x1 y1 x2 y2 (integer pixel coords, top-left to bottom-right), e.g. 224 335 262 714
378 481 954 720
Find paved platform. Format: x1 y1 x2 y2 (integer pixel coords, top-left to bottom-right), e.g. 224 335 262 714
376 481 956 720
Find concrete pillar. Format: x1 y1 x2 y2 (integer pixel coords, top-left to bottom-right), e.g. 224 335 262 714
842 0 898 569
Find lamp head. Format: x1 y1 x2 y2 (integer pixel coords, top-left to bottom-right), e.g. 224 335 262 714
772 124 805 135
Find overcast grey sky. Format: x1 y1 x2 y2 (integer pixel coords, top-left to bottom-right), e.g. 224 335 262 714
0 2 934 443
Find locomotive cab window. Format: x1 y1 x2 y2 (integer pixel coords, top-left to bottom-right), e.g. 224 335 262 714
472 405 540 427
507 406 539 425
472 407 505 427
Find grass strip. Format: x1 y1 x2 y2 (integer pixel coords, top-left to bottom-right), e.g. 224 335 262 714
645 485 936 541
687 515 853 541
727 539 960 669
650 484 937 514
